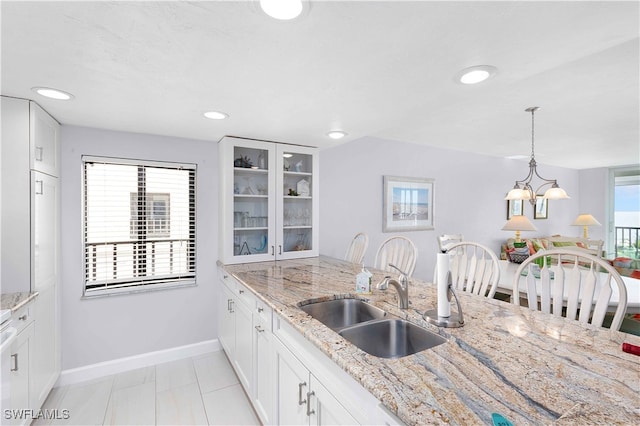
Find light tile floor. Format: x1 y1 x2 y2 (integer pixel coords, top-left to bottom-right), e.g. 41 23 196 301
34 351 261 426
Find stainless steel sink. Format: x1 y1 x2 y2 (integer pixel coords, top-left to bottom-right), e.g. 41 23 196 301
299 298 386 331
338 319 447 358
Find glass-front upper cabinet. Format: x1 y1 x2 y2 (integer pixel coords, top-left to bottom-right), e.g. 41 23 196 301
276 145 318 260
219 137 318 264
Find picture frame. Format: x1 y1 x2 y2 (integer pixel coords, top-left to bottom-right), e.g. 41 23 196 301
507 199 523 219
383 175 434 232
534 196 548 219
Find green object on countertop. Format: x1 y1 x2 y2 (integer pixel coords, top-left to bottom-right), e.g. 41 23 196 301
491 413 513 426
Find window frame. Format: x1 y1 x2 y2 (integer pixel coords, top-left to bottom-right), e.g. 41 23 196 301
82 155 197 297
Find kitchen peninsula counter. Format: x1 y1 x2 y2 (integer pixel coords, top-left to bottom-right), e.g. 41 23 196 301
220 256 640 425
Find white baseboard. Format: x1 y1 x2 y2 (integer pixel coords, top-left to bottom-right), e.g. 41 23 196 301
57 339 221 387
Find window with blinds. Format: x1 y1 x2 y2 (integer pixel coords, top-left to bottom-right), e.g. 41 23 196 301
83 156 196 296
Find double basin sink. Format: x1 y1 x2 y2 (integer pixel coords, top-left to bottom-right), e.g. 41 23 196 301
299 298 446 358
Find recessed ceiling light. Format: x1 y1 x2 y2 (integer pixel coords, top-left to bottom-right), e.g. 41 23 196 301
203 111 229 120
31 87 74 100
327 130 347 140
456 65 497 85
260 0 303 20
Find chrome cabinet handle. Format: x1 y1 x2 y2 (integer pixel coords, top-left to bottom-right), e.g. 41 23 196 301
229 300 234 313
227 299 231 312
239 289 244 294
255 325 264 333
11 354 18 372
18 315 27 321
271 246 275 256
298 382 307 405
306 391 315 416
223 274 228 279
279 245 282 255
35 180 43 195
257 307 264 313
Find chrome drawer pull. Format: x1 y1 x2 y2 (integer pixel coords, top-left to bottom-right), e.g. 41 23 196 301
11 353 18 372
306 391 315 416
257 307 264 313
18 315 27 321
298 382 307 405
255 325 264 333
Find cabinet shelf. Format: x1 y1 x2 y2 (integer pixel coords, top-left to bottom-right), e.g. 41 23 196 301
283 226 312 230
283 171 312 177
235 194 269 199
234 227 269 231
234 167 269 174
284 196 312 200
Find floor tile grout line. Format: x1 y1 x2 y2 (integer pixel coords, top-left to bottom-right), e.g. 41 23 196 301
193 356 212 425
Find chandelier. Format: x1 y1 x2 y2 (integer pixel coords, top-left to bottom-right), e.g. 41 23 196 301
505 107 570 206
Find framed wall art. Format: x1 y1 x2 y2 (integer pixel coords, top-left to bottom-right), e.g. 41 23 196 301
383 175 434 232
534 196 548 219
507 199 524 219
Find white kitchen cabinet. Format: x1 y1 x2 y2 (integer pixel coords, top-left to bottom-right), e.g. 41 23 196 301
29 102 60 176
219 136 319 264
273 337 357 426
252 298 274 424
1 96 61 413
217 268 274 424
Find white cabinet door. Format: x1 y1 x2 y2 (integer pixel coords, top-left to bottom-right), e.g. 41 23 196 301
275 145 319 260
0 96 31 295
29 286 58 410
234 295 253 394
219 138 276 264
310 374 358 426
253 311 273 425
274 338 309 425
218 282 236 357
31 171 58 291
10 321 34 426
29 102 60 177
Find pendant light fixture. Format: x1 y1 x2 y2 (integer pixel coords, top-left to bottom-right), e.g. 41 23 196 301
505 107 570 206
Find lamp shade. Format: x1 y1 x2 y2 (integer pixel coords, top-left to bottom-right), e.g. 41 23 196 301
502 215 537 243
572 214 601 227
543 186 570 200
572 214 601 238
502 215 538 232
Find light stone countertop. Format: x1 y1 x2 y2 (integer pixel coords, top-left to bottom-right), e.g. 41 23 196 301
1 291 38 312
220 256 640 426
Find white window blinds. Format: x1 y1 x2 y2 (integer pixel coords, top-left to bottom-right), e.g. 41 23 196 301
83 156 196 296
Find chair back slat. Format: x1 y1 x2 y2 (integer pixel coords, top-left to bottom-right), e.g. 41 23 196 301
578 263 598 324
513 249 628 330
565 259 582 321
539 264 552 314
466 253 478 293
552 260 565 316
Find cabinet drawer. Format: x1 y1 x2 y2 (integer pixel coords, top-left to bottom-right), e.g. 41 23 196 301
218 267 236 291
255 298 272 328
12 304 33 334
236 283 255 308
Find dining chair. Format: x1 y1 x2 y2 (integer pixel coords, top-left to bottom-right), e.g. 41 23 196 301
445 242 500 298
374 236 417 277
437 234 464 252
513 249 628 330
344 232 369 264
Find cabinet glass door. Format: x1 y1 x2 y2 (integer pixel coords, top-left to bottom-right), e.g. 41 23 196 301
233 146 271 257
280 148 314 256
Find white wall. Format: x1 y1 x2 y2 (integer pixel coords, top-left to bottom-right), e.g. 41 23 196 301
577 168 609 243
318 136 582 281
60 125 217 370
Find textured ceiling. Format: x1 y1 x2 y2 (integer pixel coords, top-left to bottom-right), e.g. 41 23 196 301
1 1 638 169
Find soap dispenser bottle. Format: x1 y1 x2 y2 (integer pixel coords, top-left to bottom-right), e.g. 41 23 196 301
356 264 372 294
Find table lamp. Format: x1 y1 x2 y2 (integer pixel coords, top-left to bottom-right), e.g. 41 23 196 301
572 214 601 238
502 215 537 242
